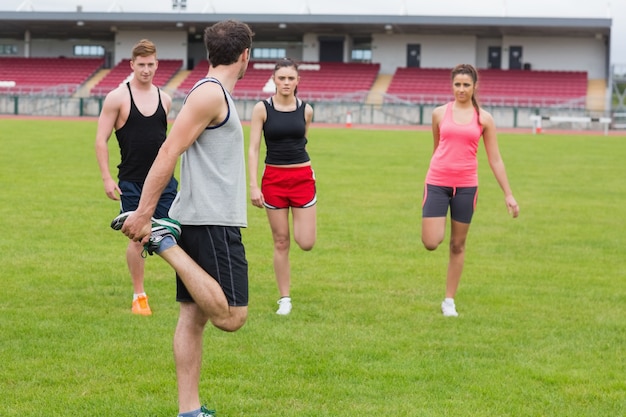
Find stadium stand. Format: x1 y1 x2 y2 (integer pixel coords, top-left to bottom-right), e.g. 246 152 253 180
176 60 275 99
175 61 381 102
175 59 209 97
0 55 589 110
296 62 381 102
90 58 183 96
0 57 103 96
232 61 275 99
385 67 588 107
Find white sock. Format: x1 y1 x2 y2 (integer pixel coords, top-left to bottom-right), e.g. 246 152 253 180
133 292 146 301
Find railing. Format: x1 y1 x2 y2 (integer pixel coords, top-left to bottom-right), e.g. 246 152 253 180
173 88 586 109
0 90 613 130
0 84 80 97
89 86 115 97
381 93 587 109
171 88 371 103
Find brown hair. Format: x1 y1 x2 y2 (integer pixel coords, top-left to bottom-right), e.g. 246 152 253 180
273 57 300 95
131 39 157 61
451 63 481 126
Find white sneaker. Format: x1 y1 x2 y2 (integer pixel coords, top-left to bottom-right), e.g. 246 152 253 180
441 299 459 317
276 297 292 315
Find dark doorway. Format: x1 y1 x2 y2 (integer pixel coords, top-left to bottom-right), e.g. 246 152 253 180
509 46 523 70
319 37 344 62
104 51 112 68
407 44 421 68
487 46 502 69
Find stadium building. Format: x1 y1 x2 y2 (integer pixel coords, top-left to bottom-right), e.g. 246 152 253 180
1 1 623 129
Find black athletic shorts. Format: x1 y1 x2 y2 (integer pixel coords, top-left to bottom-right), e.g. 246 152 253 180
422 184 478 224
176 225 249 307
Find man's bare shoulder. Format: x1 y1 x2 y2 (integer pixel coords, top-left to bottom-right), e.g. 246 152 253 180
159 88 173 112
103 84 129 107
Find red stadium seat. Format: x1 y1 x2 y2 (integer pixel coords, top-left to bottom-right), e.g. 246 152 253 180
176 61 380 102
0 57 103 95
90 58 182 96
385 67 587 107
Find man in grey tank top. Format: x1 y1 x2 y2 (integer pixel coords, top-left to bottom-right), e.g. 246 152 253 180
111 20 254 417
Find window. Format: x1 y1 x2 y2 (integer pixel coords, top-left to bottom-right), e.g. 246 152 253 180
74 45 105 57
351 37 372 62
0 44 18 55
252 47 286 60
351 49 372 61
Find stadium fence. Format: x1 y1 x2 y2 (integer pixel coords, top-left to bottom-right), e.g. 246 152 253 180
0 93 618 131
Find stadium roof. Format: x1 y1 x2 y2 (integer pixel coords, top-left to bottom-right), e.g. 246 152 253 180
0 11 612 42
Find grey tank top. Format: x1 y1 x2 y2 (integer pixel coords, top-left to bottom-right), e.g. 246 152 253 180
168 77 247 227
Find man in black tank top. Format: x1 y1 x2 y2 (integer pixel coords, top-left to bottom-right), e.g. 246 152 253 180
95 39 175 316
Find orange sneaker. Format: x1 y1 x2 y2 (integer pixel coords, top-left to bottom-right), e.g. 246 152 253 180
131 294 152 316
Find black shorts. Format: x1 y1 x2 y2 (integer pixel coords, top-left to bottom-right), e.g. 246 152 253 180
176 225 249 307
422 184 478 224
119 177 178 219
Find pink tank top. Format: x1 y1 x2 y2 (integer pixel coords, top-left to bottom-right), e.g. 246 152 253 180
425 102 483 187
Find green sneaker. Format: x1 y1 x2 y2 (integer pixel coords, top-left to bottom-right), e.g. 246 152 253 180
199 405 216 417
143 217 181 256
110 211 181 256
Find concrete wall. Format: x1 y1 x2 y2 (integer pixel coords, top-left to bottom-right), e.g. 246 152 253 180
504 36 607 78
113 30 187 66
0 94 611 131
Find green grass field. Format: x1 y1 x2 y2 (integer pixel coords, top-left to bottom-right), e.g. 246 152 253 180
0 118 624 416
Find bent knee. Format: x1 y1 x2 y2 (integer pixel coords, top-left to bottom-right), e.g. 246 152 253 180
297 240 315 251
215 321 246 332
422 237 442 251
212 309 248 332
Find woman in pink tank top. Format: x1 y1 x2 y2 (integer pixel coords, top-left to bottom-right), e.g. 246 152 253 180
421 64 520 317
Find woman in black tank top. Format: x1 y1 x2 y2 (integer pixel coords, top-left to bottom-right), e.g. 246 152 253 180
248 58 316 316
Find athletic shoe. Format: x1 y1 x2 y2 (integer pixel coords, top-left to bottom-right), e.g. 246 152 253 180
131 294 152 316
110 211 133 231
110 211 181 256
441 299 459 317
143 217 181 256
276 297 292 315
199 405 216 417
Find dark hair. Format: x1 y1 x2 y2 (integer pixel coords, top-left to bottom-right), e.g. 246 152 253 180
451 63 481 126
273 57 300 95
204 20 254 67
274 57 298 72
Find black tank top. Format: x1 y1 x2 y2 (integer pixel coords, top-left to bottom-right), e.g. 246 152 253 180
262 98 310 165
115 82 167 182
